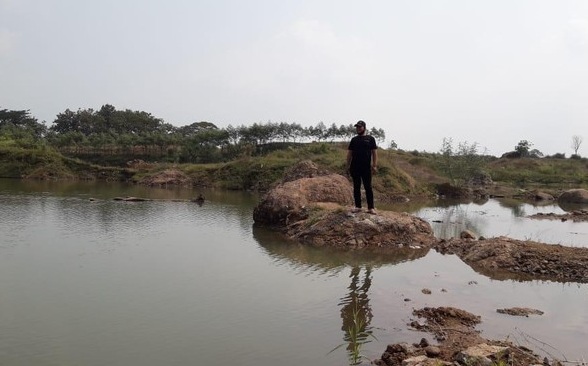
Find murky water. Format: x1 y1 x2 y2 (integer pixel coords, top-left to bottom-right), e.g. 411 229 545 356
1 179 587 365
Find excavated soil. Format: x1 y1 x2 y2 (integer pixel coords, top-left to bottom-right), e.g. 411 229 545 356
528 209 588 222
434 236 588 283
374 306 551 366
137 169 193 187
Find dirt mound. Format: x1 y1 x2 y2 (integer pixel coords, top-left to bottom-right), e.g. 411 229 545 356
496 307 544 317
253 174 352 226
138 169 192 187
528 209 588 222
434 236 588 283
288 209 436 249
374 306 547 366
281 160 330 183
558 188 588 203
254 161 437 249
413 306 481 329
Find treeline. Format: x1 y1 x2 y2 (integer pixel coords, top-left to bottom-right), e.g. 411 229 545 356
1 105 385 164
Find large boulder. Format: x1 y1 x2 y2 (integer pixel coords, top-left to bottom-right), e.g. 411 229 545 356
253 170 352 226
558 189 588 204
253 160 436 249
289 209 435 249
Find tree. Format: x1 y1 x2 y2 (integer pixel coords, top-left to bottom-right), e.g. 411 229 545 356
438 138 487 186
0 108 47 139
514 140 532 157
571 135 583 156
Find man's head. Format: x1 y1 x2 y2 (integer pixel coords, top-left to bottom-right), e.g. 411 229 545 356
354 120 366 135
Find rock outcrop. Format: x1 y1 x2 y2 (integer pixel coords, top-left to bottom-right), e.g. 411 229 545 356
434 236 588 283
558 188 588 204
290 209 436 249
374 306 548 366
252 174 352 226
138 169 192 187
253 160 437 249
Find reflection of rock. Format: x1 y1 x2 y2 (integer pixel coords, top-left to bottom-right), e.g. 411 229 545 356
252 225 430 274
113 196 151 202
558 188 588 204
191 193 205 206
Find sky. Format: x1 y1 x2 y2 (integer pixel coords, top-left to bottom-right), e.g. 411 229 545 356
1 0 587 156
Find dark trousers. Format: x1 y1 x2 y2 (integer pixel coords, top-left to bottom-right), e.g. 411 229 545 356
351 170 374 209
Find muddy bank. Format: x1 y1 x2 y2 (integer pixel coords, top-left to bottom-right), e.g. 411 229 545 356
252 161 588 364
374 306 553 366
528 209 588 222
434 236 588 283
254 161 588 284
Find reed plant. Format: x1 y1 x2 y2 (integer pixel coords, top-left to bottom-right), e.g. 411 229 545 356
329 298 377 366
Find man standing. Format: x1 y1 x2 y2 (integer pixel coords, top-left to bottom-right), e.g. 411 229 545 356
347 120 378 214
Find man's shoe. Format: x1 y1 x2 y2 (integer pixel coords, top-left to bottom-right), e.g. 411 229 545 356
367 208 377 214
352 207 362 213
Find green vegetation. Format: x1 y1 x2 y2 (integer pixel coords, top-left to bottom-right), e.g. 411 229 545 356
2 106 588 196
329 298 377 366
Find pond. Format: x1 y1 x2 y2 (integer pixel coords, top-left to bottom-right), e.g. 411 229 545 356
1 179 587 366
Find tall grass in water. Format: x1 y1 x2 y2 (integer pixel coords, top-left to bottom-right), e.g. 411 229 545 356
329 298 377 365
330 266 377 365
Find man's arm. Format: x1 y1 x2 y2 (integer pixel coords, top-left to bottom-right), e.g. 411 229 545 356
371 149 378 172
346 150 353 173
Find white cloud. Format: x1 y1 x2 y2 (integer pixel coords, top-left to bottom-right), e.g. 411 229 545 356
275 19 376 84
566 18 588 50
0 29 15 56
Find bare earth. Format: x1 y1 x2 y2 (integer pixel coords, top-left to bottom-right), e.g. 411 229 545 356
374 306 551 366
528 209 588 222
251 162 588 365
434 236 588 283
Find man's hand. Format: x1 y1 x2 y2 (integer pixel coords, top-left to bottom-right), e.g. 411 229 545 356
371 166 378 174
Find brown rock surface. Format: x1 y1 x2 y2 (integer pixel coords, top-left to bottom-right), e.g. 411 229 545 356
496 307 544 317
558 188 588 203
374 306 549 366
434 236 588 283
528 209 588 222
138 169 192 187
252 174 352 226
288 209 436 249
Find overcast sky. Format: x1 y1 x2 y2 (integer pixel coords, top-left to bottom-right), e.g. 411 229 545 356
1 0 587 156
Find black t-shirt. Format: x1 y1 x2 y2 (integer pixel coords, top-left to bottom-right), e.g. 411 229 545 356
348 135 377 172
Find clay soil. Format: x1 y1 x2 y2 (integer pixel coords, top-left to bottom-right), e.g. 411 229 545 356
528 209 588 223
434 236 588 283
374 306 551 366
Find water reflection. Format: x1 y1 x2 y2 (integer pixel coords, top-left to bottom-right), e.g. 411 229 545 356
406 199 588 246
338 266 374 365
252 226 430 275
558 201 588 212
432 205 485 239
